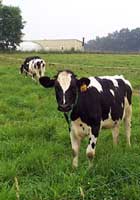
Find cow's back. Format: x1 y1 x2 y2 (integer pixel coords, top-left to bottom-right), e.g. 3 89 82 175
95 76 132 122
71 75 132 126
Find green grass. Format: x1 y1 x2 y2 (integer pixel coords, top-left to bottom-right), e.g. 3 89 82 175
0 52 140 199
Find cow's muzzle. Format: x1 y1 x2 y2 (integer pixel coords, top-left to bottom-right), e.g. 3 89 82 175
58 104 71 112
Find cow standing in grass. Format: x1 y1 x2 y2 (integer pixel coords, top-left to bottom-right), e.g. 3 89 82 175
39 70 132 168
20 56 46 81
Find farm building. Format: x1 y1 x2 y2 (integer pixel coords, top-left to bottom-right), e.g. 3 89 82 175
17 41 42 52
17 39 84 52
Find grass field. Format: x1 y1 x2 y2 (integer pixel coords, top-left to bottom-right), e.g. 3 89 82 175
0 53 140 200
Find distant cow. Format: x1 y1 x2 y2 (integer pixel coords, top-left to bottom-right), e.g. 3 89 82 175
20 56 40 75
20 56 46 81
39 70 132 168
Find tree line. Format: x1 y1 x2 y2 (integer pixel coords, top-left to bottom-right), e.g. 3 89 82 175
85 28 140 52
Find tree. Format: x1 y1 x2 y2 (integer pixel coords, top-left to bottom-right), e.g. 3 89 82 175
0 5 24 50
85 28 140 52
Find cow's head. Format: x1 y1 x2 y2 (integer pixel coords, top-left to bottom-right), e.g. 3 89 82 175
39 70 90 113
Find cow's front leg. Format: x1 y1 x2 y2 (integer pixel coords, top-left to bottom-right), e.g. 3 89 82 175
41 69 45 77
32 73 37 82
86 125 100 168
36 71 41 81
70 129 81 168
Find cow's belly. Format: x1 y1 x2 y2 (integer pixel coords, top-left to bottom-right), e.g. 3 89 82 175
101 118 115 129
71 117 117 139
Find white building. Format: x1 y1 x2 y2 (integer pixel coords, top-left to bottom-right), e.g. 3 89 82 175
17 41 42 51
17 39 84 52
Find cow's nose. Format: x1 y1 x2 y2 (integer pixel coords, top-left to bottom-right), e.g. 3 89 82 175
58 104 71 112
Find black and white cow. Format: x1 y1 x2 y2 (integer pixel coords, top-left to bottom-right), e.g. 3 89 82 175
20 56 46 81
20 56 40 75
39 70 132 168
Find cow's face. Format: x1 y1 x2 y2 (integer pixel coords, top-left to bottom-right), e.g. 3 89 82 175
39 70 77 113
55 71 77 112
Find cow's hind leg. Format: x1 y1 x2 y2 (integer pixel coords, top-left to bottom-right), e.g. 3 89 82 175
124 105 132 146
20 65 23 74
112 121 120 145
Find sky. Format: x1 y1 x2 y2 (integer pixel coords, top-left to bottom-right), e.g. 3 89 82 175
3 0 140 42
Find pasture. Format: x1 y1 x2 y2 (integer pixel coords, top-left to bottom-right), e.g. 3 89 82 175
0 52 140 200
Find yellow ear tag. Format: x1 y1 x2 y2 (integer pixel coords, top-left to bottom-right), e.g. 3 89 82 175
80 84 87 92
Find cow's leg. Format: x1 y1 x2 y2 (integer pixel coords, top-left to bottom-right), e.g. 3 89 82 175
42 69 45 77
42 66 46 77
86 125 100 168
70 128 81 168
36 71 40 80
124 105 132 146
32 73 36 81
112 121 120 145
20 65 23 74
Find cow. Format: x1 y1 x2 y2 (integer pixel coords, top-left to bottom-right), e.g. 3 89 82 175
20 56 46 81
20 56 41 75
39 70 132 168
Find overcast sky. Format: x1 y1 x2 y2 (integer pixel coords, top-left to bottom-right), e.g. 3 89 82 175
3 0 140 42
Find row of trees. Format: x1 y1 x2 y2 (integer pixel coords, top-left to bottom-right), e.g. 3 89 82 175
0 3 24 50
85 28 140 52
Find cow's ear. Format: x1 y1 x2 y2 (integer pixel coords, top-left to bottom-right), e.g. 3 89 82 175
77 77 90 92
39 76 55 88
